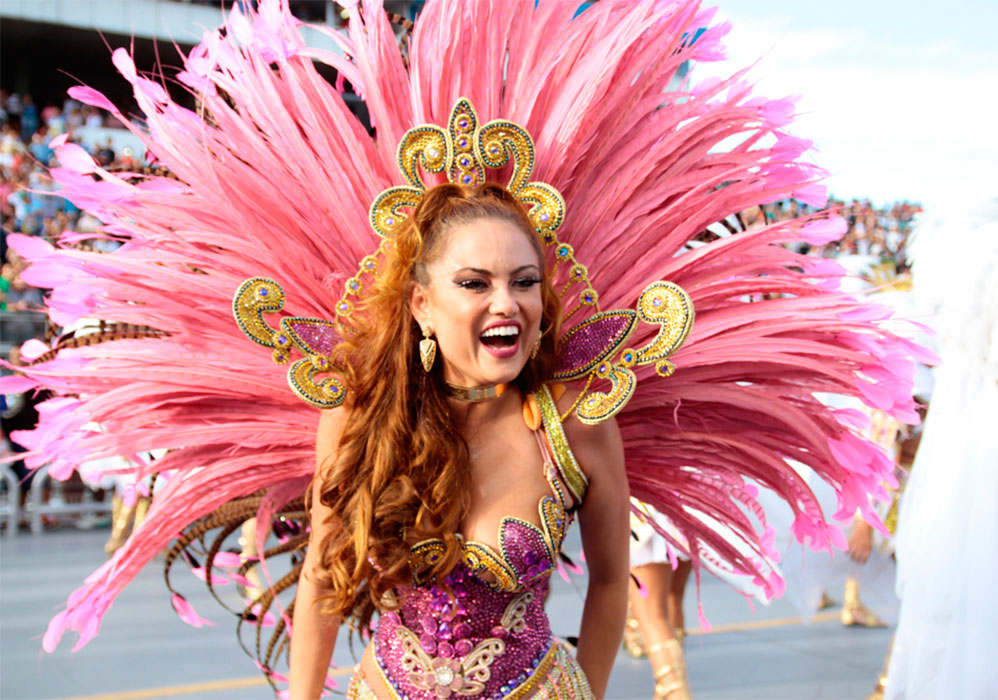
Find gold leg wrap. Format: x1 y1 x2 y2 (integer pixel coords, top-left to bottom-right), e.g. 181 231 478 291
623 605 646 658
133 496 150 529
648 638 692 700
239 517 264 601
105 494 134 559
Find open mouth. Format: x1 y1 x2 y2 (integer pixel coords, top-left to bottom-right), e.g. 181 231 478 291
480 324 520 350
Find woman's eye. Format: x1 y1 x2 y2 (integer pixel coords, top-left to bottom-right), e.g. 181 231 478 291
514 277 541 289
457 279 488 291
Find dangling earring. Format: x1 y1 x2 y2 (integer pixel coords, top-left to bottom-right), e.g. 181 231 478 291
419 326 437 372
531 330 543 359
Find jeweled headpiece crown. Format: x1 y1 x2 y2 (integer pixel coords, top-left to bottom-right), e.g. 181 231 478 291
234 99 694 419
333 98 592 321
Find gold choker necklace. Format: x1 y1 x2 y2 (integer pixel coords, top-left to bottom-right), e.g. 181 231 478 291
444 382 507 402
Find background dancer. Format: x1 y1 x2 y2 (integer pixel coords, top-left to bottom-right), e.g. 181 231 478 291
885 202 998 699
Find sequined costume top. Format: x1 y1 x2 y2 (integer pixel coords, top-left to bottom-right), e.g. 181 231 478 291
370 385 588 700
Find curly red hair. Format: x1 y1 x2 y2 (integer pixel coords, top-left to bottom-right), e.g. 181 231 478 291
311 183 561 627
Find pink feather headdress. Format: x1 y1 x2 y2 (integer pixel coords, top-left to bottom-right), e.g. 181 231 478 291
2 0 930 675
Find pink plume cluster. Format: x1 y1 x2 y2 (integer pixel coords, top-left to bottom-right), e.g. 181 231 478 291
4 0 928 652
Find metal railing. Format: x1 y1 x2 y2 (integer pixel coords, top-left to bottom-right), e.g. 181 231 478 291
0 311 49 357
0 464 112 536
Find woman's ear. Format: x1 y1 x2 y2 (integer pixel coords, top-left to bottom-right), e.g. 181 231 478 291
409 284 431 332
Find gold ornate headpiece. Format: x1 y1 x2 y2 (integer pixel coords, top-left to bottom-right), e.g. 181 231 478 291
233 99 694 420
332 98 589 321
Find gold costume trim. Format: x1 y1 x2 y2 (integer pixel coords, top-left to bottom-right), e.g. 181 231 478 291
535 384 588 503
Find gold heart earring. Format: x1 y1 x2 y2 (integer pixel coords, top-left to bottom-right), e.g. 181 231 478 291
531 329 544 359
419 326 437 372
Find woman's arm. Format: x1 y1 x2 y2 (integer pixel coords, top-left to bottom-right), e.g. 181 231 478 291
568 414 630 698
288 407 346 700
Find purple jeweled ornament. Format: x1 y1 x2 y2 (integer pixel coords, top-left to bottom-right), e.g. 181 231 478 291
286 320 339 356
553 312 637 379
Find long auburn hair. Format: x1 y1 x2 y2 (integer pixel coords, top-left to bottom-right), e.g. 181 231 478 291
310 183 561 628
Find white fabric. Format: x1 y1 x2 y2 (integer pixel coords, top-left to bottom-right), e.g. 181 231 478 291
754 459 900 624
885 201 998 700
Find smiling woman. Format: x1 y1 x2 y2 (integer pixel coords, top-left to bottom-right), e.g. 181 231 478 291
409 191 551 387
315 183 565 629
290 181 624 700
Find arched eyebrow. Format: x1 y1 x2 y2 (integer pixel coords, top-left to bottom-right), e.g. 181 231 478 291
454 264 540 276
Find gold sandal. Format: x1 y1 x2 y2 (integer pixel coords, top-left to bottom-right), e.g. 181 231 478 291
841 578 886 627
623 608 646 658
648 639 692 700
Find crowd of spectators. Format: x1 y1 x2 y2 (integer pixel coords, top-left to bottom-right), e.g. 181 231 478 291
740 197 921 269
177 0 333 22
1 90 131 349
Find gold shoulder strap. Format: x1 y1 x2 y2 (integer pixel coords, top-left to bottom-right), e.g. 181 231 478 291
534 384 589 504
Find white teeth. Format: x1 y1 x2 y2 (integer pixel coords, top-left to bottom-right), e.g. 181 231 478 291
481 325 520 338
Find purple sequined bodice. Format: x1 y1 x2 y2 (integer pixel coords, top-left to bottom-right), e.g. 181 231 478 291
373 456 576 699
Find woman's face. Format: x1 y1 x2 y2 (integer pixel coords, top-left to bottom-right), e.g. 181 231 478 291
410 217 543 388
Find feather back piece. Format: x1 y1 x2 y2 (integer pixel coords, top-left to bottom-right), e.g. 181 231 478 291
2 0 930 683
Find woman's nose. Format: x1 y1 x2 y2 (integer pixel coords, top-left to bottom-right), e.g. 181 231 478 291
489 285 518 316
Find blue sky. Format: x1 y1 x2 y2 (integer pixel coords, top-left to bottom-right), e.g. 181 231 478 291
692 0 998 211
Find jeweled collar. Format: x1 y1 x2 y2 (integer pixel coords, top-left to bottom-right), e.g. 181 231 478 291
444 382 507 402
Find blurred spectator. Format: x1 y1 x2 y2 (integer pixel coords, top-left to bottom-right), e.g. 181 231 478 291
741 196 921 269
96 138 115 167
1 344 51 492
19 95 38 142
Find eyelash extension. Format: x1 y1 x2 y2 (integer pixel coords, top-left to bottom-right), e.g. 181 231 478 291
456 277 542 291
456 279 488 290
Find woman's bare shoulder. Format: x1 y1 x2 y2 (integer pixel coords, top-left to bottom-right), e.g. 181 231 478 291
315 403 351 475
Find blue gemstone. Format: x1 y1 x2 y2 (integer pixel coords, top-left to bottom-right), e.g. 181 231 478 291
653 297 663 307
258 288 268 296
540 213 549 222
462 174 473 184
